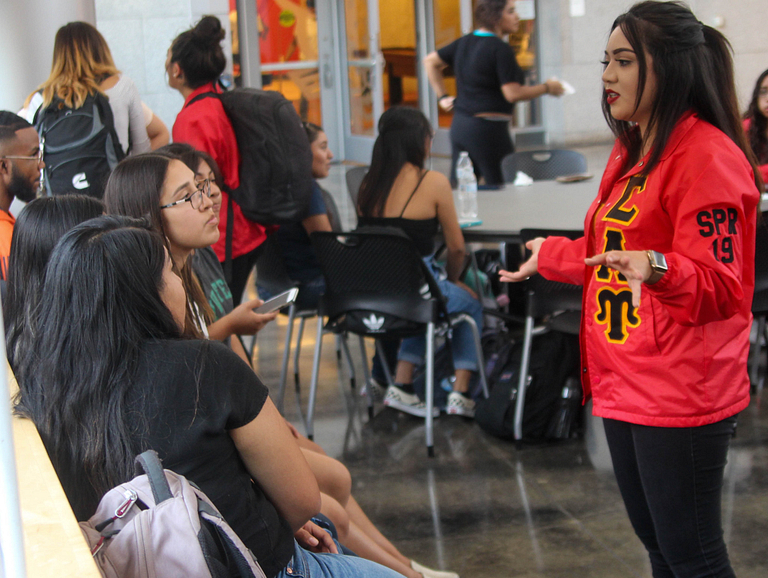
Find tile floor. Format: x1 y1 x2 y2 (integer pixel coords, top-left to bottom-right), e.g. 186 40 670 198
243 147 768 577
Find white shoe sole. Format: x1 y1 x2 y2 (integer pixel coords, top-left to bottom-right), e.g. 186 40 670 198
384 397 440 418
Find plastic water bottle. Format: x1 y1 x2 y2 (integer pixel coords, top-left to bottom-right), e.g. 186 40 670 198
456 152 478 220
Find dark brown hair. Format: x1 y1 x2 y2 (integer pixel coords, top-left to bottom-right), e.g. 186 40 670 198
169 15 227 89
745 69 768 165
602 1 762 192
474 0 508 30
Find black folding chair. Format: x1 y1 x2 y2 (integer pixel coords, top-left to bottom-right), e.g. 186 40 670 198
253 188 349 416
308 227 488 456
501 149 587 182
513 228 584 442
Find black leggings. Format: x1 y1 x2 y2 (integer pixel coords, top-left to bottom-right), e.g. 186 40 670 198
603 416 737 578
449 113 514 187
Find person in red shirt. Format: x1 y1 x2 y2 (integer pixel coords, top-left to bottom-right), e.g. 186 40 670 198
501 2 762 576
0 111 43 279
743 68 768 186
166 16 267 304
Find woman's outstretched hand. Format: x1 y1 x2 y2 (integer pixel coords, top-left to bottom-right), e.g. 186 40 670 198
499 237 545 283
584 250 651 307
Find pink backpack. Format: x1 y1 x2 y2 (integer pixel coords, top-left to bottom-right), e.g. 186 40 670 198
79 450 266 578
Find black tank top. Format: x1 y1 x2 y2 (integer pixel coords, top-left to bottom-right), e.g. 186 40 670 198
358 171 439 256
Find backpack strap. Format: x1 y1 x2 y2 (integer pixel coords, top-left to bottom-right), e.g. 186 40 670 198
135 450 173 504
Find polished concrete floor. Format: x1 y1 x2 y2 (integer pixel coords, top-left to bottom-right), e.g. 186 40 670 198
247 312 768 578
244 149 768 577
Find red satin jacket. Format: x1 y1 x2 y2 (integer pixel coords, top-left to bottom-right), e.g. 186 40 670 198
538 112 759 427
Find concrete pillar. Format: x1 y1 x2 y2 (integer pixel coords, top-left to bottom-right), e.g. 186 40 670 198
0 0 96 111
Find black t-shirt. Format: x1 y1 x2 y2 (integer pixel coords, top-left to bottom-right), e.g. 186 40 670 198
59 339 294 578
437 33 525 116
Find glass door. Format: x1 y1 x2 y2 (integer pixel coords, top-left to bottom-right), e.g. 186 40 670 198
339 0 384 164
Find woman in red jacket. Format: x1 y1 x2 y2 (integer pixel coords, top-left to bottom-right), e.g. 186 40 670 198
501 2 762 576
744 68 768 187
166 16 267 304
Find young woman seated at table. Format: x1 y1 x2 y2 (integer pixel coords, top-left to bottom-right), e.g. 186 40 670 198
14 216 405 578
357 106 483 418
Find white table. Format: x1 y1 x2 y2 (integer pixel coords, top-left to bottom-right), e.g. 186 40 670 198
463 179 599 243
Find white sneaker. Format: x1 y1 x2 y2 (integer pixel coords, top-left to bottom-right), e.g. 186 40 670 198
411 560 460 578
361 377 386 403
384 385 439 418
446 391 475 418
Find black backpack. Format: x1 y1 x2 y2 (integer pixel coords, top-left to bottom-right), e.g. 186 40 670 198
475 331 582 441
34 92 125 198
189 88 314 226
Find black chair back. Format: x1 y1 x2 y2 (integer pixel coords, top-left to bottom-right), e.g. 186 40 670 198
311 228 446 336
502 150 587 182
345 166 368 208
520 229 584 319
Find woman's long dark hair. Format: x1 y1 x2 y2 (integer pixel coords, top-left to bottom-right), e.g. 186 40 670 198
104 153 209 336
16 216 182 519
4 195 104 374
169 15 226 89
357 107 433 217
745 69 768 165
603 1 762 192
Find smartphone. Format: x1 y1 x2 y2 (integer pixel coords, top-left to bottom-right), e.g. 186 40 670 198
254 288 299 314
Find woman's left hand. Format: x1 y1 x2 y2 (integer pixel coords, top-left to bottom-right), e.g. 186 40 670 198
294 520 338 554
584 250 652 308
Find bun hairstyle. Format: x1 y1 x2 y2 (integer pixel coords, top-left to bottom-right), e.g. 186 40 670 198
603 1 761 191
745 69 768 165
169 15 227 89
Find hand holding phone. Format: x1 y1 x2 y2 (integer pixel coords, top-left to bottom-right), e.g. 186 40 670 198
254 288 299 314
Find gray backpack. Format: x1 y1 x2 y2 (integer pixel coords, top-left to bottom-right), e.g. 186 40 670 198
79 450 266 578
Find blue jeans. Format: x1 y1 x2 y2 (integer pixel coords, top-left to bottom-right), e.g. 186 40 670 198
604 416 737 578
398 275 484 372
278 540 404 578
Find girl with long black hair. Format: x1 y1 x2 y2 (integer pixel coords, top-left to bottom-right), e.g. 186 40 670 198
502 2 761 575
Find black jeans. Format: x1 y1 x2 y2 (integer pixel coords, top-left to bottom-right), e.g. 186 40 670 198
603 416 738 578
449 113 514 187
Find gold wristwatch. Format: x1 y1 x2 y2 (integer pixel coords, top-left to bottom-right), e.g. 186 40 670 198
646 250 668 284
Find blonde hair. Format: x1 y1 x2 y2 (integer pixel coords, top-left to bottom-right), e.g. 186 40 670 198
30 22 119 110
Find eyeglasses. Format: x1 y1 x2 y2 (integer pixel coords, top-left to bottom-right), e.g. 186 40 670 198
2 150 43 163
160 178 217 210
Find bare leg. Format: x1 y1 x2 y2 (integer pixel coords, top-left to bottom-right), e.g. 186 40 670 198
345 496 412 566
452 369 472 394
394 360 415 384
301 448 351 508
345 519 422 578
